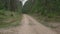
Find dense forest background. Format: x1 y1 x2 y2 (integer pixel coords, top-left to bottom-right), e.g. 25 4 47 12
22 0 60 28
0 0 60 28
22 0 60 22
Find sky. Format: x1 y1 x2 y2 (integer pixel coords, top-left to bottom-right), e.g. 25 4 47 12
19 0 28 6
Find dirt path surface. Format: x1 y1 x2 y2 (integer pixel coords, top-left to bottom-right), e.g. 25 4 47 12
0 14 57 34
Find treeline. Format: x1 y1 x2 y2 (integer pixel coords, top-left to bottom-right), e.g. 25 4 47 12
22 0 60 18
0 0 22 11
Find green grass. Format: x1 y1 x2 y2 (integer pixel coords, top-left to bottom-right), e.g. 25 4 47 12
0 10 22 28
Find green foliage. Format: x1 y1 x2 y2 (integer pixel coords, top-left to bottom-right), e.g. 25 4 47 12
23 0 60 18
0 0 5 9
0 0 22 28
0 10 22 28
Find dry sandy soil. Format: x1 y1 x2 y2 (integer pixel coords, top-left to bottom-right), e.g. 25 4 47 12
0 14 57 34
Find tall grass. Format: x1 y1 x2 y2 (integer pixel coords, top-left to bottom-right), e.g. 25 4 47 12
0 10 22 28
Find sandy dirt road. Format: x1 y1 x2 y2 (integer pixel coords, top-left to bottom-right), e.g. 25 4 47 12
0 14 57 34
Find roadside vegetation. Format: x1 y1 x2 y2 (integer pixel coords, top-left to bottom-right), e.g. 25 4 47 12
0 0 22 28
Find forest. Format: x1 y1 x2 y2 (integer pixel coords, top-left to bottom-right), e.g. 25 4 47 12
0 0 60 28
22 0 60 23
